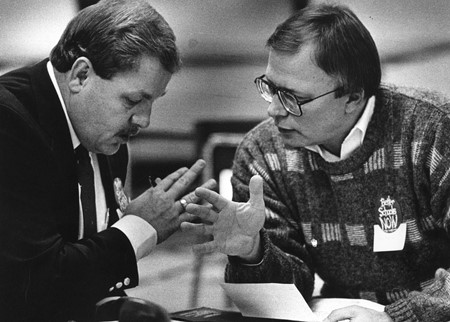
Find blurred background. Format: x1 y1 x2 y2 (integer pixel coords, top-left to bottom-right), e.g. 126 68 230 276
1 0 449 314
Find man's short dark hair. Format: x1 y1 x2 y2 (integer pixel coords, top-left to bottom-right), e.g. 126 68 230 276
267 4 381 98
50 0 180 79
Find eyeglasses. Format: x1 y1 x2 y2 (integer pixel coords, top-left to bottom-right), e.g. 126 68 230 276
254 74 340 117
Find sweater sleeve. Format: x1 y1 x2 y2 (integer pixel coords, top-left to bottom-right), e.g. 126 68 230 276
224 125 315 301
385 268 450 322
386 105 450 322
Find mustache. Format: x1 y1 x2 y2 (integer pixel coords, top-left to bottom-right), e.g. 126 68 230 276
119 125 140 137
128 126 140 136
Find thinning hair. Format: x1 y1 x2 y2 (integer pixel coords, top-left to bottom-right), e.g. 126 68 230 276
267 3 381 98
50 0 180 79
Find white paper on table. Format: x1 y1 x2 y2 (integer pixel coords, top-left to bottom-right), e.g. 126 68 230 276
220 283 318 321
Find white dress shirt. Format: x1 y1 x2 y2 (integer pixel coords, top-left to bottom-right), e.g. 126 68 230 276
306 96 375 162
47 61 156 260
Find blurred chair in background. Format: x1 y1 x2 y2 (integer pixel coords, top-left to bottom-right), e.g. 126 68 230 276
189 119 261 308
195 120 261 198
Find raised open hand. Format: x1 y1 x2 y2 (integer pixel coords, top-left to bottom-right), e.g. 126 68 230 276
181 175 265 257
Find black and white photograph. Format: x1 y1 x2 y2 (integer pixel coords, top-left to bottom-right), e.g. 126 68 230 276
1 1 450 321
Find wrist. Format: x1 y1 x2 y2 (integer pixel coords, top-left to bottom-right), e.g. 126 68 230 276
239 232 262 264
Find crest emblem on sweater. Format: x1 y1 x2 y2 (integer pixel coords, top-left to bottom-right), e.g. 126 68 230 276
377 196 402 233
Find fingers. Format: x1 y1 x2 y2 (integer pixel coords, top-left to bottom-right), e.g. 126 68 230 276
156 167 188 191
178 212 198 223
194 186 228 211
192 241 217 254
248 175 264 210
180 179 216 204
167 159 206 198
185 204 218 223
200 178 217 190
323 306 359 322
180 223 217 254
180 222 214 236
154 159 206 193
175 178 217 213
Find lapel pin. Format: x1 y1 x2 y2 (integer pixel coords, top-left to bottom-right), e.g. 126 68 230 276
113 178 130 212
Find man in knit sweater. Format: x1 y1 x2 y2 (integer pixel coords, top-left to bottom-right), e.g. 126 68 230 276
181 4 450 322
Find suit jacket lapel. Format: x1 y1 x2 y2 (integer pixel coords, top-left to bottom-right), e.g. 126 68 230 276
28 60 80 239
29 60 130 233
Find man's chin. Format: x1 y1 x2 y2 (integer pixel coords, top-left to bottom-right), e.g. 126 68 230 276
282 142 301 149
277 130 310 149
280 136 306 149
97 143 122 155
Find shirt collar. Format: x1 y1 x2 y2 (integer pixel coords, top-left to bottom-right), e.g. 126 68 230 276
46 61 81 150
350 95 375 144
306 95 375 162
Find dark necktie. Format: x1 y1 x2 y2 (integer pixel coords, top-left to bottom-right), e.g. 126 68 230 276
75 145 97 238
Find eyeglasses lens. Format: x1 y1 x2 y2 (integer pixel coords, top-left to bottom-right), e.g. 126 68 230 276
257 79 274 103
256 78 301 116
279 92 300 115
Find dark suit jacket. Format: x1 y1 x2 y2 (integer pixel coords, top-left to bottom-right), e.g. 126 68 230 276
0 60 139 321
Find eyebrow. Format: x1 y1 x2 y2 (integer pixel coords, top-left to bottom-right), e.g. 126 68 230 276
265 76 307 98
143 89 168 100
125 89 166 101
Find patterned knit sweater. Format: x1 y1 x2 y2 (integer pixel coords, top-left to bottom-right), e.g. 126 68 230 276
225 84 450 322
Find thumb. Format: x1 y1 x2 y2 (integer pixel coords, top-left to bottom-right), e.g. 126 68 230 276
248 175 264 209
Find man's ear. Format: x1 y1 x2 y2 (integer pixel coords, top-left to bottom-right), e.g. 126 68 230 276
345 89 366 114
68 57 94 93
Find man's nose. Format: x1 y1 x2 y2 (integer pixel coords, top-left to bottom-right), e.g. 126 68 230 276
132 106 151 129
267 94 288 118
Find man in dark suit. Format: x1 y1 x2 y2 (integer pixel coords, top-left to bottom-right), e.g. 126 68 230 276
0 1 213 321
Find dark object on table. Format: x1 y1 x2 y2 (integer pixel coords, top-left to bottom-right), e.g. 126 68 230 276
95 296 170 322
171 307 293 322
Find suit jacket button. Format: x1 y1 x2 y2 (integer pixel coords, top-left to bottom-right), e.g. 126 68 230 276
124 277 130 286
116 282 123 289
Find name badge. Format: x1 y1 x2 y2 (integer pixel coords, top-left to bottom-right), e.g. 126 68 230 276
373 195 407 252
373 223 407 252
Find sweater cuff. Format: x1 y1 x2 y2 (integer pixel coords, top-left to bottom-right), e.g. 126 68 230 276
384 299 419 322
228 229 270 267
